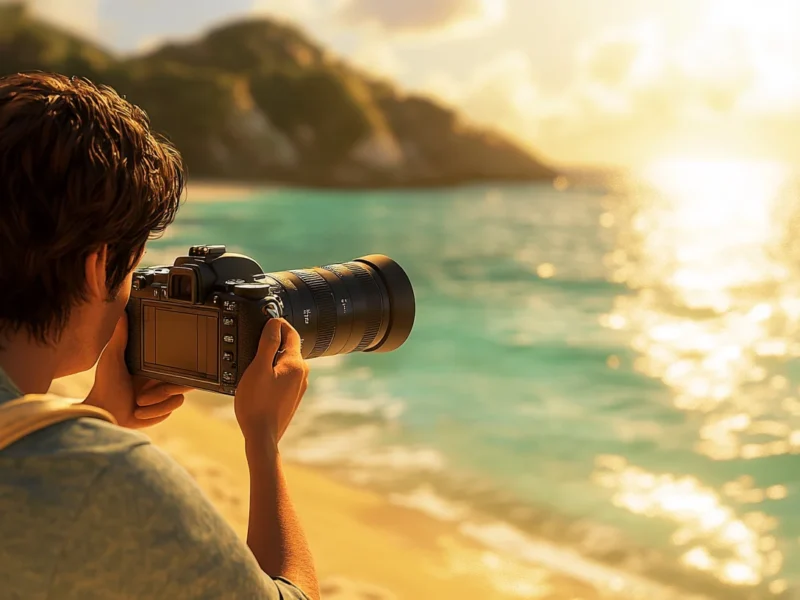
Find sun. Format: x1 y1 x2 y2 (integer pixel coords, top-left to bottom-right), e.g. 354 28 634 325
643 157 787 212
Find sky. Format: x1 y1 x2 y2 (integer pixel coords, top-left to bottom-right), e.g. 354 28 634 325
18 0 800 169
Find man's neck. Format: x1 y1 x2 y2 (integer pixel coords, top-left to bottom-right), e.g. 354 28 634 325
0 332 60 395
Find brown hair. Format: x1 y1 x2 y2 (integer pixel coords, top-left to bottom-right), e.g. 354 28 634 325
0 72 185 344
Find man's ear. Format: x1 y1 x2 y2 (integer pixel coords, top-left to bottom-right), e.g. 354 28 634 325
84 245 109 301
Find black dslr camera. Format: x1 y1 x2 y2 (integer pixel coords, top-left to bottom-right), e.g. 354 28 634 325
126 245 415 395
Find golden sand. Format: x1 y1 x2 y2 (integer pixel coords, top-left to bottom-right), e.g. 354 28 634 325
184 181 263 203
50 370 602 600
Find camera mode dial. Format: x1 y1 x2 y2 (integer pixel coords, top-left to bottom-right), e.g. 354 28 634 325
233 282 271 300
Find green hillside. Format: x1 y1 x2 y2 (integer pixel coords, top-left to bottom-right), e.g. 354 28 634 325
0 3 555 187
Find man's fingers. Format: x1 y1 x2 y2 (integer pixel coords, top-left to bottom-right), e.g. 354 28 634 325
134 394 185 419
136 383 194 406
256 318 283 366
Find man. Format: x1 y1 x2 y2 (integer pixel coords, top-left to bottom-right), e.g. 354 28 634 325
0 72 319 600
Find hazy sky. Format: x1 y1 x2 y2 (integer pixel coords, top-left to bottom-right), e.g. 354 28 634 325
21 0 800 168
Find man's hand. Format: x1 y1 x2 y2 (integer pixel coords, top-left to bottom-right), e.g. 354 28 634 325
85 313 193 429
235 318 309 446
235 319 319 599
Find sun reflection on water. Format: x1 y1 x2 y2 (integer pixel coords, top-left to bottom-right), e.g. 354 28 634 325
595 158 800 591
594 455 783 588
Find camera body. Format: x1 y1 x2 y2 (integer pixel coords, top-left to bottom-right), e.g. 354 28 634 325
126 245 284 396
126 244 415 396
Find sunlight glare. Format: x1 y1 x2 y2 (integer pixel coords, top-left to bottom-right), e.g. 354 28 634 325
595 157 799 590
593 456 776 587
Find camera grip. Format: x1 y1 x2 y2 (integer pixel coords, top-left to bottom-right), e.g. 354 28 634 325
234 299 270 383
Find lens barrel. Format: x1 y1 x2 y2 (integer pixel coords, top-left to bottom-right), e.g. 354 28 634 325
260 255 415 359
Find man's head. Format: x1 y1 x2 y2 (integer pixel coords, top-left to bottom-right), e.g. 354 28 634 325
0 72 185 376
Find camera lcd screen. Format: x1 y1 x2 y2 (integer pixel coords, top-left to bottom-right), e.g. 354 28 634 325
142 305 219 380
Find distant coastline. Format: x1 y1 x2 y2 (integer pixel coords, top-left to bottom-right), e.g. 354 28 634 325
0 3 557 189
184 171 562 202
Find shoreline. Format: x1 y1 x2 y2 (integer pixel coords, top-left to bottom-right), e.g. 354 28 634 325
185 181 264 203
49 371 604 600
183 177 559 203
148 404 604 600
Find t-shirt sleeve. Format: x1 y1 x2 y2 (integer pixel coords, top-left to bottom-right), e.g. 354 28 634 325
49 441 310 600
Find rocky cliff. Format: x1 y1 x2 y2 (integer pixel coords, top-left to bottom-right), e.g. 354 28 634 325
0 3 555 187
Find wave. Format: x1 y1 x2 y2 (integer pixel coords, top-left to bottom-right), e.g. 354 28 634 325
379 480 786 600
459 519 704 600
273 370 795 599
285 425 447 475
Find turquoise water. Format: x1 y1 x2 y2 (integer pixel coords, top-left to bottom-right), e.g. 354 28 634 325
146 167 800 599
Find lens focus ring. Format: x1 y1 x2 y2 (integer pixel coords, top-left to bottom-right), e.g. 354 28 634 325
342 262 383 351
322 263 381 352
290 269 337 357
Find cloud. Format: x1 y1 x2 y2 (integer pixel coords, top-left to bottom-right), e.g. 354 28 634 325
529 10 800 166
579 22 759 117
420 4 800 167
347 36 407 79
25 0 100 39
337 0 506 37
251 0 322 22
583 39 641 88
422 50 543 147
251 0 409 79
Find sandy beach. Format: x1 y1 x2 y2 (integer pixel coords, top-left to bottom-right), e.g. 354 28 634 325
48 369 605 600
185 180 263 203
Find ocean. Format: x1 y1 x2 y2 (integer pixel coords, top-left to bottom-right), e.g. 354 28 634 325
144 161 800 599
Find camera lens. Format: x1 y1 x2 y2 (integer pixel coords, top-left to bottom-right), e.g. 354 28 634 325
261 255 415 359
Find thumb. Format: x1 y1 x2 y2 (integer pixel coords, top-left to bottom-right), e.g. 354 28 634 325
278 320 302 357
255 318 283 368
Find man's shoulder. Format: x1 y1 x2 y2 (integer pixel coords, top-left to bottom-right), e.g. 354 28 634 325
0 414 311 600
0 410 206 538
0 417 160 516
0 414 151 461
0 414 195 517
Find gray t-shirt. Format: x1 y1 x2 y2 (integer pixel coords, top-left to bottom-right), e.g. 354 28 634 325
0 368 309 600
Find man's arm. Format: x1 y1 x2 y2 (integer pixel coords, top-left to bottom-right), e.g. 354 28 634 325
87 312 320 599
245 441 318 598
234 318 320 600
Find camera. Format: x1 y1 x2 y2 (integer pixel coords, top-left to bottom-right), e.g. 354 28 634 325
126 245 415 395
